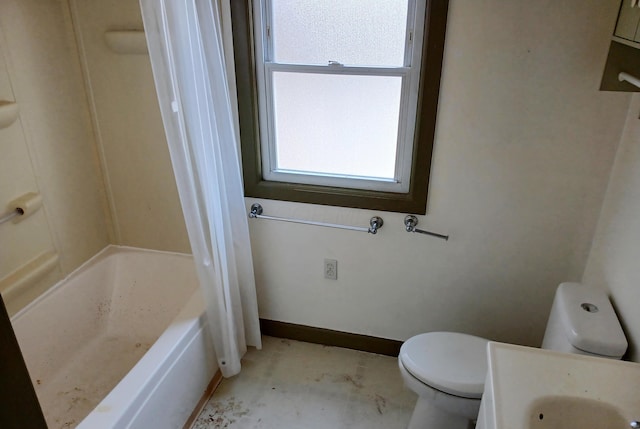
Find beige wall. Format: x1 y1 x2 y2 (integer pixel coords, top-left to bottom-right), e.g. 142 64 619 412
64 0 631 347
583 94 640 362
0 0 111 313
248 0 629 346
7 0 632 348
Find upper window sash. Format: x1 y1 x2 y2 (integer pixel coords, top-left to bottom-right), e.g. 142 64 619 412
259 0 420 69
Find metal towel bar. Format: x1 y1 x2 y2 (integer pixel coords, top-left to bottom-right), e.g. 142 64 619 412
404 215 449 241
249 203 384 234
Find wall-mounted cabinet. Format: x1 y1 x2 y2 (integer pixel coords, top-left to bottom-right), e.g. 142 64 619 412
601 1 640 91
613 1 640 46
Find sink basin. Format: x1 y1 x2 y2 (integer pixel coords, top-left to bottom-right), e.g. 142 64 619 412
527 396 628 428
477 342 640 429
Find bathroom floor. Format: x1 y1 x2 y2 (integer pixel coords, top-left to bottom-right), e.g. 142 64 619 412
190 336 417 429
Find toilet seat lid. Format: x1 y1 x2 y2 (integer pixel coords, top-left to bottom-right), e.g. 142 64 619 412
399 332 489 399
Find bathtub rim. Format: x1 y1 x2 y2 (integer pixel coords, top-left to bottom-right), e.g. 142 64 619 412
10 245 194 323
77 289 209 428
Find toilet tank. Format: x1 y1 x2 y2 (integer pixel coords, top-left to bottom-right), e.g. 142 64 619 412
541 282 627 359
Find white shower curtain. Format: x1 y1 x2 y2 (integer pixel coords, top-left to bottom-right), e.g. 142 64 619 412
140 0 261 377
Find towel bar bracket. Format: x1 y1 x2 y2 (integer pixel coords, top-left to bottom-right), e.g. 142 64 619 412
249 203 263 217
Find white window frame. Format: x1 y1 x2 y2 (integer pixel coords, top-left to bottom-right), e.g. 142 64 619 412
251 0 426 193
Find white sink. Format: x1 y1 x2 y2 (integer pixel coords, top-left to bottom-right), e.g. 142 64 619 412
527 396 628 428
477 342 640 429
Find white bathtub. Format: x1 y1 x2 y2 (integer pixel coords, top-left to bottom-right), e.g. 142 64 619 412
11 245 217 429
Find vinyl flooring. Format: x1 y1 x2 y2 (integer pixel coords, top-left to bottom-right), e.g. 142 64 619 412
190 336 416 429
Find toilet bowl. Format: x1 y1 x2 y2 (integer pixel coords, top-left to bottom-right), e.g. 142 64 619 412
398 332 488 429
398 283 628 429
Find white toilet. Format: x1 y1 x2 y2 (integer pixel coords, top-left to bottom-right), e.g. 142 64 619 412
398 282 628 429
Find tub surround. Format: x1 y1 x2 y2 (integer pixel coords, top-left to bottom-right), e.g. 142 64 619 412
0 0 111 315
68 0 189 253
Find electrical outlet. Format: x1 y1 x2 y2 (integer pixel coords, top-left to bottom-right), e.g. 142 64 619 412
324 259 337 280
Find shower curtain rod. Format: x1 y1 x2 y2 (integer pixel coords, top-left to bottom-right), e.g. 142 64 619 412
248 203 384 234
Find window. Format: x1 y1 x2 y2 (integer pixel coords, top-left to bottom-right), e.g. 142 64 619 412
231 0 449 214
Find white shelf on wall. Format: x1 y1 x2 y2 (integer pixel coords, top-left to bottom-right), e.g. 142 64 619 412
0 100 19 129
104 30 148 54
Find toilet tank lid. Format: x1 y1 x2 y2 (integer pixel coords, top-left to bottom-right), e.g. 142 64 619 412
556 282 628 358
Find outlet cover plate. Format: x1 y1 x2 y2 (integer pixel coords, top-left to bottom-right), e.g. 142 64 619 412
324 259 337 280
